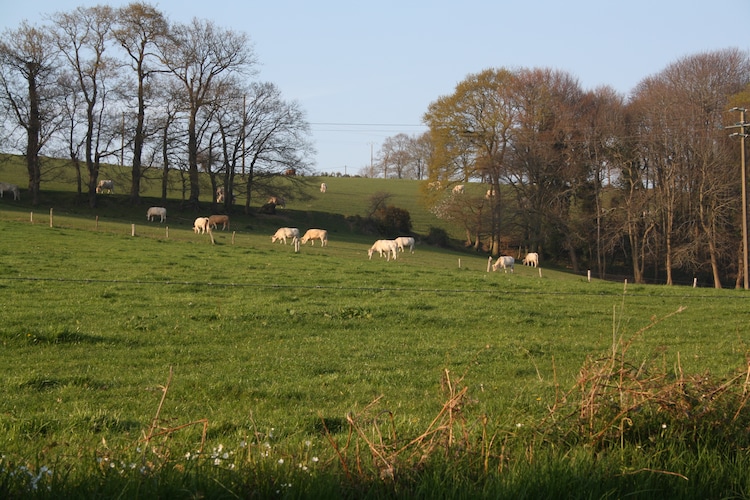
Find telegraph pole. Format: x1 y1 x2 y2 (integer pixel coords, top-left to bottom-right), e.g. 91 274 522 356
728 107 749 289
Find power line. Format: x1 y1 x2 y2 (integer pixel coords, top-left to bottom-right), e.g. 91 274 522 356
310 122 426 127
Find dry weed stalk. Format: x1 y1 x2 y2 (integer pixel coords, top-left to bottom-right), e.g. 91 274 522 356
324 368 475 482
141 366 208 460
574 306 688 445
536 305 750 452
321 307 750 483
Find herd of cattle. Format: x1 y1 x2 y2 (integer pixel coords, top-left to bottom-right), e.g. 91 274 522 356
489 252 539 273
2 179 540 269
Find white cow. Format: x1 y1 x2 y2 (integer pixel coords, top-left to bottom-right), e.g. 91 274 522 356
491 256 515 273
523 252 539 267
193 217 210 234
320 182 327 193
146 206 167 222
394 236 415 253
216 186 234 204
0 182 20 200
267 196 286 208
300 229 328 246
271 227 300 245
368 239 398 261
96 179 114 194
452 184 464 194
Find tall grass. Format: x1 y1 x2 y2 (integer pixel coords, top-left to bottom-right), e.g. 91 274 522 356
1 163 750 497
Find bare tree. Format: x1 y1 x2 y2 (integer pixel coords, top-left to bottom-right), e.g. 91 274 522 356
630 49 750 286
113 2 168 205
577 86 627 278
51 5 121 208
159 18 256 209
507 68 586 271
409 132 432 181
154 87 183 203
238 81 314 213
0 21 61 204
377 133 411 179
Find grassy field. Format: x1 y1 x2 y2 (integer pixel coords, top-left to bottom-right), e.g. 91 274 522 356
1 160 750 498
0 155 455 240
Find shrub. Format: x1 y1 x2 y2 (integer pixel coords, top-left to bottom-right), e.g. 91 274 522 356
373 205 412 236
426 226 449 247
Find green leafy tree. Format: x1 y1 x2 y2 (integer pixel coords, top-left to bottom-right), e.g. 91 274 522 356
423 68 516 255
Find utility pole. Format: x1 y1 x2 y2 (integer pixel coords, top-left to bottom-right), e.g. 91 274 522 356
728 107 749 289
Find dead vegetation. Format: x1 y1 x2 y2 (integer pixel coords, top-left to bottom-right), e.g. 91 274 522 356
319 305 750 485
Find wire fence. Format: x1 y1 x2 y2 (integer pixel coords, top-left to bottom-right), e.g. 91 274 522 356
1 275 747 300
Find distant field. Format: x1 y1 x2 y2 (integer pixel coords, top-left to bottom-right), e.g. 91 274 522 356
0 155 458 240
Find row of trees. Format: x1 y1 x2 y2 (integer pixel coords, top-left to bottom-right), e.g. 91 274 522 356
0 2 314 209
415 49 750 287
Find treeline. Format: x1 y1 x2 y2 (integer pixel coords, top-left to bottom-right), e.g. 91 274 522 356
0 2 314 210
413 50 749 288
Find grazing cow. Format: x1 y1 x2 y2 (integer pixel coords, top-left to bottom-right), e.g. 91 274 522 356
271 227 300 245
300 228 328 246
368 239 398 261
193 217 210 234
394 236 415 253
146 206 167 222
491 256 515 273
208 214 230 231
96 179 114 194
0 182 20 200
452 184 464 194
523 252 539 267
320 182 327 193
267 196 286 208
284 168 296 176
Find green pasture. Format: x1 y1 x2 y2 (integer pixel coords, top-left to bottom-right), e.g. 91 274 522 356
0 155 453 240
0 218 749 497
1 159 750 497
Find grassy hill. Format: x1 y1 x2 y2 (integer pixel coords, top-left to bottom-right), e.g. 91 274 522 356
0 154 463 246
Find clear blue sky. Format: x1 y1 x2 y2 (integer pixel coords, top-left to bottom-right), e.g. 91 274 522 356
2 0 747 174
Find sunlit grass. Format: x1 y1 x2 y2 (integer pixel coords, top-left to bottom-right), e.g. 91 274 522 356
1 165 750 496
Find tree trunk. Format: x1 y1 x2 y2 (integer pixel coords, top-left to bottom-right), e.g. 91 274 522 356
26 68 41 205
187 110 200 209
